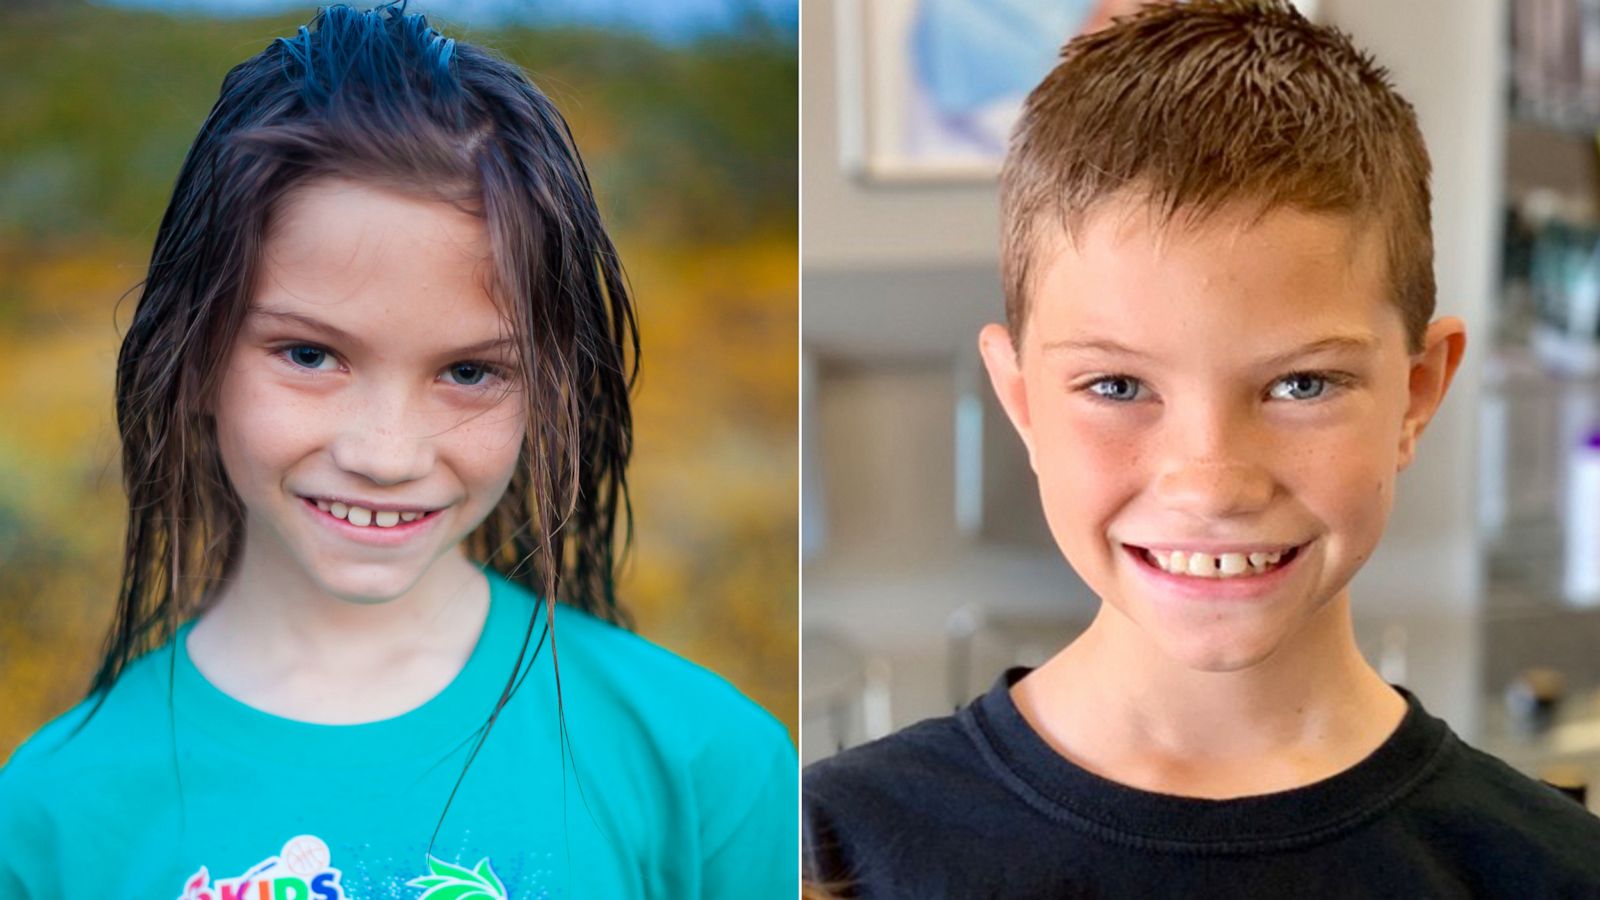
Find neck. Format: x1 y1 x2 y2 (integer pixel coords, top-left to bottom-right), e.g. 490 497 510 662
1012 591 1407 798
191 515 489 675
184 533 491 723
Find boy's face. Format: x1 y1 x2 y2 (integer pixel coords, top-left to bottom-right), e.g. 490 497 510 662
979 197 1465 673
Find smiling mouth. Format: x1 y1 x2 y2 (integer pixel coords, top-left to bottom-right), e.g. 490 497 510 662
1127 542 1306 578
302 497 443 529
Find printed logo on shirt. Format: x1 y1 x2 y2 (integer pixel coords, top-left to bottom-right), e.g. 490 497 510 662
176 834 347 900
405 854 508 900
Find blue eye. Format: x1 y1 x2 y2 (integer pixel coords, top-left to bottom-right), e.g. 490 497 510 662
1077 370 1353 405
1086 376 1142 402
286 345 334 370
445 361 514 391
1270 372 1329 401
447 363 490 386
273 344 510 393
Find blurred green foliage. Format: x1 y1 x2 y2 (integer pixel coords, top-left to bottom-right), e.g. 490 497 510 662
0 2 797 758
0 2 797 244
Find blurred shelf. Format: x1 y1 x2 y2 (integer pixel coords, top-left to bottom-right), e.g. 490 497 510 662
1477 334 1600 793
1511 101 1600 140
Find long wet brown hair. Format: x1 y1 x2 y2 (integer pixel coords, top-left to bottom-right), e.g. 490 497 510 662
91 0 637 847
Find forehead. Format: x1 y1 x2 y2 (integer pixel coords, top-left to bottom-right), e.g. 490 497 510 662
252 177 505 334
1025 198 1398 355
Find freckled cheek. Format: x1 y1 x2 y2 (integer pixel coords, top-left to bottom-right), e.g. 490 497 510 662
445 403 528 489
1026 411 1135 543
1278 434 1394 559
213 374 323 474
1031 408 1136 477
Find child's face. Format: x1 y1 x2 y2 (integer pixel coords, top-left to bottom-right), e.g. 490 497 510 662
211 177 526 604
979 197 1465 673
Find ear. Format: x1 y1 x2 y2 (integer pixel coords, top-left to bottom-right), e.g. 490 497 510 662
978 323 1038 471
1397 315 1467 472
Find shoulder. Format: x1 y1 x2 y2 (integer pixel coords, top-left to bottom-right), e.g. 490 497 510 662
565 604 793 759
492 575 792 761
805 711 986 807
0 644 176 878
803 712 1000 881
1433 736 1600 839
1 643 175 785
492 579 797 875
1377 727 1600 891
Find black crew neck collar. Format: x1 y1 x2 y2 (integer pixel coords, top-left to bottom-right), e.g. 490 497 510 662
961 667 1456 854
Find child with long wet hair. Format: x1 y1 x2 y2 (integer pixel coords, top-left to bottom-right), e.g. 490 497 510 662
0 3 797 897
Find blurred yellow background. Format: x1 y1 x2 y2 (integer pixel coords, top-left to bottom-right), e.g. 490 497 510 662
0 1 797 757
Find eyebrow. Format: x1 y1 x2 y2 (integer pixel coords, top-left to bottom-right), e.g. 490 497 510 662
1041 334 1380 368
247 305 517 356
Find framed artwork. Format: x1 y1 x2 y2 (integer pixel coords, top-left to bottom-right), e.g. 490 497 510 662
837 0 1320 182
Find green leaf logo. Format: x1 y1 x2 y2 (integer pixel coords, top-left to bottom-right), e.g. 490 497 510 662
405 855 509 900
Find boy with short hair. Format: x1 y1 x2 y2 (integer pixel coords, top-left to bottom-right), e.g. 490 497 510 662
803 2 1600 896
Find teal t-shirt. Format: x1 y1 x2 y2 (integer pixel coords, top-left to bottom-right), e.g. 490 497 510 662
0 568 797 899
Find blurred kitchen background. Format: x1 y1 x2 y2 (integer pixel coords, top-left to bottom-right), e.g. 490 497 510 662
0 0 797 758
803 0 1600 813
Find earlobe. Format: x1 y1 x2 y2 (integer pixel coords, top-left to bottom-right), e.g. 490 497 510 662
977 323 1038 470
1397 316 1468 471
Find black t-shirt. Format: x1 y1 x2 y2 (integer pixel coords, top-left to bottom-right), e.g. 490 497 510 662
804 667 1600 899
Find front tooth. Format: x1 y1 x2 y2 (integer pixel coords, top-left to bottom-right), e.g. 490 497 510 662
1152 548 1285 578
1187 552 1217 577
374 510 400 528
346 506 373 527
330 501 349 520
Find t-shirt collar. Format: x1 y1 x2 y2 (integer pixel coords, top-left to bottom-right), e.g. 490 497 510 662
960 666 1454 852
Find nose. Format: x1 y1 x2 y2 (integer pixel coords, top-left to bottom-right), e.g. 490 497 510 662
1152 403 1276 519
328 385 436 486
1154 461 1276 519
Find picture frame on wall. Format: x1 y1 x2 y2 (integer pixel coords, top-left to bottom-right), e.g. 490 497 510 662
836 0 1320 183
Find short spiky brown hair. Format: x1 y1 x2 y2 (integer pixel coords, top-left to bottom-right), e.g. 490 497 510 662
1000 0 1433 355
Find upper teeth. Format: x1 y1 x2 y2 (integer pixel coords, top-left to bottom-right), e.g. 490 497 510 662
314 498 424 527
1147 548 1287 578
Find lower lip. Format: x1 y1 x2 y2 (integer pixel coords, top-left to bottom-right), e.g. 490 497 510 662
301 497 445 547
1124 541 1308 601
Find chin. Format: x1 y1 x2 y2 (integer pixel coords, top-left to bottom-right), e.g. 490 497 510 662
308 561 427 605
1157 627 1288 673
